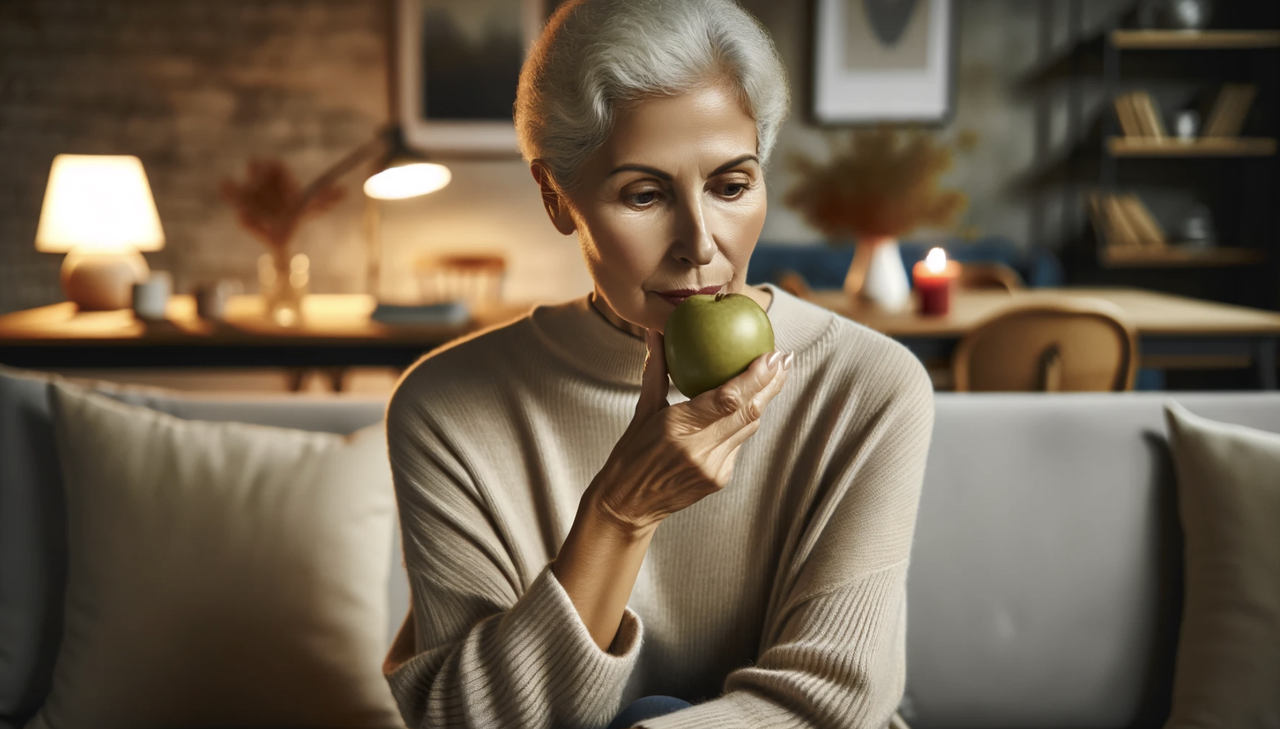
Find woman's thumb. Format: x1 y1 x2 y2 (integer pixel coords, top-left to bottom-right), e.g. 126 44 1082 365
634 328 670 421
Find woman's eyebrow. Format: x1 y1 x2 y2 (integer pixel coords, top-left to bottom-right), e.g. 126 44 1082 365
606 154 760 180
709 154 759 176
607 164 671 180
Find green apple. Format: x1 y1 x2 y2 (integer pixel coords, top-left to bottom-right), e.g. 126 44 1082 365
663 292 775 398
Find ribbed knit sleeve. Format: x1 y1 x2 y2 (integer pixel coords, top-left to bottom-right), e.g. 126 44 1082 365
382 381 643 729
637 349 935 729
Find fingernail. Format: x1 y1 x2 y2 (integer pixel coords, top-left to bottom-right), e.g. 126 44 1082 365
782 352 795 370
765 351 781 370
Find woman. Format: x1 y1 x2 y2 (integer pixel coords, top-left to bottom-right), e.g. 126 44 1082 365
381 0 933 727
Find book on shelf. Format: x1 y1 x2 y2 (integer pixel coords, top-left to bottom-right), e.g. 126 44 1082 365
1112 91 1166 138
1113 94 1144 136
1087 192 1167 250
1132 92 1166 138
1118 194 1166 247
1203 84 1257 137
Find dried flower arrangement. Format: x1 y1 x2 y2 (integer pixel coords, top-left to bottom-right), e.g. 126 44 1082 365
219 159 346 323
785 125 972 242
219 158 346 264
784 126 974 305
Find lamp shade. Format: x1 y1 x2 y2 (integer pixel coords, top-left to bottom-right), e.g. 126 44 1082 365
363 161 451 200
35 154 165 253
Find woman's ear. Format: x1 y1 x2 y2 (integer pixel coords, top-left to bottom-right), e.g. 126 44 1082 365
530 161 576 236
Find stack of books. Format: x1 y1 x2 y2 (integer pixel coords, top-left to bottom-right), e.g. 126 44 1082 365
1088 192 1167 250
1113 91 1166 138
1202 84 1257 137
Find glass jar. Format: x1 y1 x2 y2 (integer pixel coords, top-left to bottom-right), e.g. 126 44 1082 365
258 251 309 326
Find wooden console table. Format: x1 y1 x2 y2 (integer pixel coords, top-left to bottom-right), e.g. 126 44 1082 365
0 294 537 390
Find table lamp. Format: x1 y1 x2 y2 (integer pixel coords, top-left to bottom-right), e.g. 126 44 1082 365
35 154 165 311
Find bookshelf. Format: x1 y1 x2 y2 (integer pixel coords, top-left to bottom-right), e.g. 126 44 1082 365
1094 15 1278 277
1110 29 1280 50
1101 245 1266 268
1106 137 1277 156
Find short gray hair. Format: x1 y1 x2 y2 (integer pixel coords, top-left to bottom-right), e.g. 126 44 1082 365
515 0 790 191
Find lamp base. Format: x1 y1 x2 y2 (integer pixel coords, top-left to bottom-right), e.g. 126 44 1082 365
61 249 150 311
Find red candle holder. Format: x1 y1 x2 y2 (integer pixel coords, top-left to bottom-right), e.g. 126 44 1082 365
912 253 961 316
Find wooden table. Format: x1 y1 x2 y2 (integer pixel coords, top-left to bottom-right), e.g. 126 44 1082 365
4 287 1279 389
0 294 536 389
804 287 1280 389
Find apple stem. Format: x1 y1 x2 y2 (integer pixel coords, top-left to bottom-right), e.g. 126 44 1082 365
715 292 726 302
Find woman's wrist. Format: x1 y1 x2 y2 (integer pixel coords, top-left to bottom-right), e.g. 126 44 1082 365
581 480 661 542
552 485 658 653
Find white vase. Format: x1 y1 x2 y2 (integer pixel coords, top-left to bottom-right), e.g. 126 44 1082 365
860 240 911 311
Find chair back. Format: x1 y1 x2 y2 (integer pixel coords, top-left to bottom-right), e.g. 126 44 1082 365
953 298 1138 392
959 262 1023 292
414 254 507 305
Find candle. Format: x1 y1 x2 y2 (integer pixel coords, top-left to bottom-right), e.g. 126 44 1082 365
912 248 961 316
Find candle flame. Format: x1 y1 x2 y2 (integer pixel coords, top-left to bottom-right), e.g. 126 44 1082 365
925 247 948 274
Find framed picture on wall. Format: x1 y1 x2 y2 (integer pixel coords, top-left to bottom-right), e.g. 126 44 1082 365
395 0 567 155
811 0 957 125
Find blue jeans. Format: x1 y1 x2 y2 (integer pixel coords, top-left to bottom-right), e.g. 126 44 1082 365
604 695 692 729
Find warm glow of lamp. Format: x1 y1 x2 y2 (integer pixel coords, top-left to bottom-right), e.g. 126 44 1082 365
912 247 961 317
35 154 165 311
363 161 451 200
36 155 165 253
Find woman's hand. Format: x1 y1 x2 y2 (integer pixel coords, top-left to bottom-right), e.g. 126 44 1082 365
586 328 792 536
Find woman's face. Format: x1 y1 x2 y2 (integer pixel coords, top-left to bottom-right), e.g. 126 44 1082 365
535 83 770 335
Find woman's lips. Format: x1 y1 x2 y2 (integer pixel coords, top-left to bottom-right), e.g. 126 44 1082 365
655 284 724 306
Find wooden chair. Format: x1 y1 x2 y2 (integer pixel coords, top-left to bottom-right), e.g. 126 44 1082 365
415 253 507 305
952 298 1139 392
959 262 1024 292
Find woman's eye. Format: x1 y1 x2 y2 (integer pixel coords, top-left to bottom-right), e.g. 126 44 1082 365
626 190 659 207
720 182 749 198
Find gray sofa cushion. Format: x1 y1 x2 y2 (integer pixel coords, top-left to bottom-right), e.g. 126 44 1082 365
0 367 389 729
904 392 1280 729
0 369 66 729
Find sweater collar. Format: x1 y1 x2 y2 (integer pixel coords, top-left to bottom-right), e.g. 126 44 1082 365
529 283 835 387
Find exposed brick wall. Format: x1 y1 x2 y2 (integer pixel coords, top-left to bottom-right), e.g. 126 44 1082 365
0 0 388 314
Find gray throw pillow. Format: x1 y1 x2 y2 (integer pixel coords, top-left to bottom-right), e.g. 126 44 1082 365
1164 401 1280 729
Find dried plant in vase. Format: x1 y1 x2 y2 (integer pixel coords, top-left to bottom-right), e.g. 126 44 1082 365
785 125 971 310
220 158 345 325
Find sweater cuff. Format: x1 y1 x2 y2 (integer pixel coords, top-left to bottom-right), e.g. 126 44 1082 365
504 562 644 723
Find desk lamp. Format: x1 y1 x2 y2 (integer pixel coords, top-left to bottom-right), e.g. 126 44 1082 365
35 154 165 311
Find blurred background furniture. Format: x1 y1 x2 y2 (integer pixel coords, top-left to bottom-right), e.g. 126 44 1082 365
951 299 1138 392
804 286 1280 390
957 262 1024 292
746 239 1065 292
6 366 1278 728
0 294 533 392
413 253 507 306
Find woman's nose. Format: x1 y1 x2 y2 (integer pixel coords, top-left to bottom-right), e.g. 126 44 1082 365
670 194 716 266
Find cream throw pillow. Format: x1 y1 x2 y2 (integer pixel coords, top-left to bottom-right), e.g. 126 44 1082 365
28 383 403 729
1163 401 1280 729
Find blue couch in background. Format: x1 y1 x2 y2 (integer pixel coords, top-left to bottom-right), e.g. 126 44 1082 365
746 238 1065 290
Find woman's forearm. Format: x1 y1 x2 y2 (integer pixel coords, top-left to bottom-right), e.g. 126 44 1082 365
552 483 657 653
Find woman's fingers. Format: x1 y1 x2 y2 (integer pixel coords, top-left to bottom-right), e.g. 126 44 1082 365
712 361 789 447
686 350 782 426
630 329 670 428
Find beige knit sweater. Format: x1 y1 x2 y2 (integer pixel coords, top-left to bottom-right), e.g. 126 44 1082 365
383 283 934 729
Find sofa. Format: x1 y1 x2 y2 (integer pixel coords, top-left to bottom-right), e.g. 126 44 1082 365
2 366 1277 728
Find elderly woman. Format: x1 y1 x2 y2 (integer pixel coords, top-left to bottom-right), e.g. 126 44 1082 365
381 0 933 727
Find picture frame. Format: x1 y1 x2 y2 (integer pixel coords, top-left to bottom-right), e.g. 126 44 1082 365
395 0 562 155
811 0 957 125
